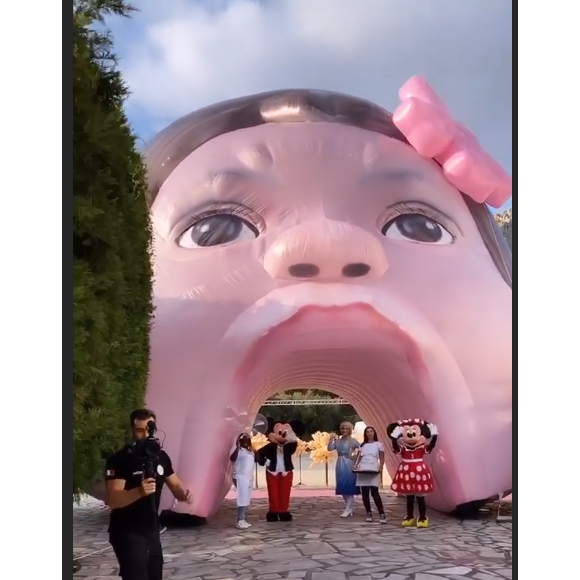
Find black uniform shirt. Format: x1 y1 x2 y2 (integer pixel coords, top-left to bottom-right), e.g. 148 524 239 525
105 446 174 535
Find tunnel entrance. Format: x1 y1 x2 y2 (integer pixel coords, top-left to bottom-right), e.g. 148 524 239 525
253 388 369 489
239 331 431 494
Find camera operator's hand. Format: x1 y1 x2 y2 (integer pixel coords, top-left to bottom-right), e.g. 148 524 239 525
140 478 156 497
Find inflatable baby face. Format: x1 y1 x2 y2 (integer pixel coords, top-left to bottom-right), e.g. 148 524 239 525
145 87 512 517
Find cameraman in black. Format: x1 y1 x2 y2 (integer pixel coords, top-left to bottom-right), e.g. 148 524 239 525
105 409 191 580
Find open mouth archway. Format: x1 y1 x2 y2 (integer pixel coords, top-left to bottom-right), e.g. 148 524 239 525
167 285 511 520
213 299 507 517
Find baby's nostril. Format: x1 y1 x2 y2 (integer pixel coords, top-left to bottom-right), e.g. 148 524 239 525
342 263 371 278
288 263 320 278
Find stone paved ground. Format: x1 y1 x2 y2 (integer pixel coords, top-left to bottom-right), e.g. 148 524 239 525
73 493 512 580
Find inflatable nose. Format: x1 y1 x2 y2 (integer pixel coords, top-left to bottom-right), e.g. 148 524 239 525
264 220 389 282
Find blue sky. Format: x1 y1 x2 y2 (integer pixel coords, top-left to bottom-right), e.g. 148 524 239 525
107 0 512 211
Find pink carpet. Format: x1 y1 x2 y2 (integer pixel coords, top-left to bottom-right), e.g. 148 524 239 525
226 488 512 502
226 487 337 500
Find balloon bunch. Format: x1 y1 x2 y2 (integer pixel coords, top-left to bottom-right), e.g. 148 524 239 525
250 433 269 451
308 431 337 465
295 438 310 456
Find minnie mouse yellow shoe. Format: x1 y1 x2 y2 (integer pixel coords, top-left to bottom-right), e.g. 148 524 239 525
417 518 430 528
401 517 416 527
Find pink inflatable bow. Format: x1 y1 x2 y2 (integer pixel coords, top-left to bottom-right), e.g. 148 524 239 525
393 76 511 208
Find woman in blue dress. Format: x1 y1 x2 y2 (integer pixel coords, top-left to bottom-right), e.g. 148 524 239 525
328 422 360 517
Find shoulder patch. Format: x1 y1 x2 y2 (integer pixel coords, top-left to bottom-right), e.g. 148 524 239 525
106 470 115 477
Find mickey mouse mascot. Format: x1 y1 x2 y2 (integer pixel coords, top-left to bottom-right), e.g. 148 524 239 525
256 418 304 522
386 419 439 528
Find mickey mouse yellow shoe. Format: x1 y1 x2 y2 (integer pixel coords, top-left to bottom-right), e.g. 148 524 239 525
417 518 430 528
401 517 416 527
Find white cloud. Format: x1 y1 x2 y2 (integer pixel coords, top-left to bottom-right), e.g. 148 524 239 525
111 0 512 171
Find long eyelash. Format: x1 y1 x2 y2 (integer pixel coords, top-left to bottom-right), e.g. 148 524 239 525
186 203 263 232
389 202 446 223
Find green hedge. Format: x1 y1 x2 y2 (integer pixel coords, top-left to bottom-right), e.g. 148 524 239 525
73 0 153 496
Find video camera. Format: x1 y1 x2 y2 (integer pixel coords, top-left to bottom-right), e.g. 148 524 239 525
132 420 162 479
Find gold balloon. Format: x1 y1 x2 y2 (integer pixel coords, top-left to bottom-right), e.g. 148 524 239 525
307 431 337 466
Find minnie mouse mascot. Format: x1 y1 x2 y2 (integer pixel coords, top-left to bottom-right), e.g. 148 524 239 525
256 418 305 522
386 419 439 528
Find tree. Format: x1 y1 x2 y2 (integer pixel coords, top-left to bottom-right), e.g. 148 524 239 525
73 0 153 496
260 390 360 437
495 208 512 250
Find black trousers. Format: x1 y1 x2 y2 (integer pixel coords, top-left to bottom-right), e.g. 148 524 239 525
360 486 385 515
110 530 163 580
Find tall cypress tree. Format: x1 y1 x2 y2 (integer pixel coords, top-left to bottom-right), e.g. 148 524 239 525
73 0 153 495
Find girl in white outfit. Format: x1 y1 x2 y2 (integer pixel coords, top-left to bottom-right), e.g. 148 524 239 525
229 433 255 529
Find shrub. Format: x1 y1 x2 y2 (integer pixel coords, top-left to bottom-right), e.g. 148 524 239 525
73 0 152 495
495 208 512 250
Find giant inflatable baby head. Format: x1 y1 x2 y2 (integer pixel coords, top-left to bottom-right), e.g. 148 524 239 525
144 77 512 518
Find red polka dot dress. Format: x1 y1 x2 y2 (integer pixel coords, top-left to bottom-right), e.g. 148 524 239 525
390 444 434 495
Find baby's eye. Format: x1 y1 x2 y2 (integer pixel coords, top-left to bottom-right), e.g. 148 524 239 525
381 214 454 245
178 214 259 248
